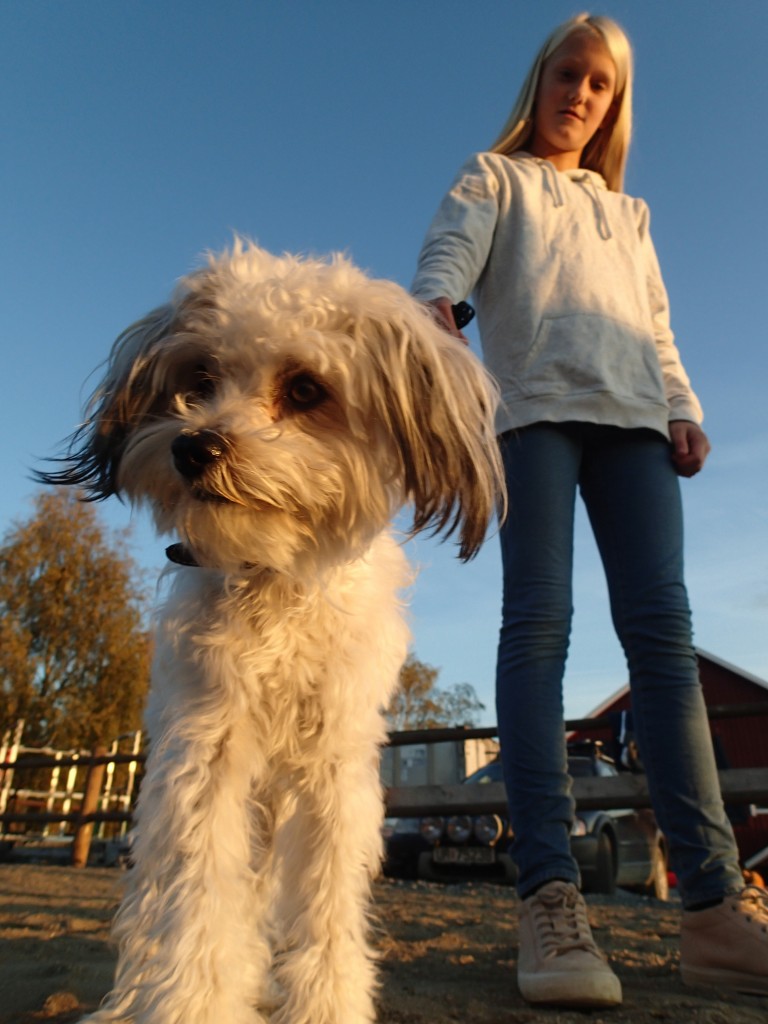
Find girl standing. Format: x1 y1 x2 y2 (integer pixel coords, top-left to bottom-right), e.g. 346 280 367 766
412 12 767 1009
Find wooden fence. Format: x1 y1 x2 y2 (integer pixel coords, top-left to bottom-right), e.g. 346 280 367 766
385 702 768 816
1 702 767 865
0 723 142 866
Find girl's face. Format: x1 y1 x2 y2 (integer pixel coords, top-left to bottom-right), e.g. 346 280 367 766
529 30 617 171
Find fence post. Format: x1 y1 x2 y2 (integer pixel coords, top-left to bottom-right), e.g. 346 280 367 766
71 744 108 868
0 720 25 816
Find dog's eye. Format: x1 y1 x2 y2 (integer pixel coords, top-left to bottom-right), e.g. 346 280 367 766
188 364 218 400
283 374 327 412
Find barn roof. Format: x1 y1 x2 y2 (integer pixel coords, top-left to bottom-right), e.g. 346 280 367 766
583 648 768 720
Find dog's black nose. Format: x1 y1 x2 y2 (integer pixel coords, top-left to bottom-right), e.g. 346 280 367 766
172 430 228 479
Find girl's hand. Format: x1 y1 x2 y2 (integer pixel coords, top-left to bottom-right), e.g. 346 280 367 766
426 297 470 345
670 420 711 477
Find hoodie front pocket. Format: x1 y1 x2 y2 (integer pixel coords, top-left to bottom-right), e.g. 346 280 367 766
518 313 665 401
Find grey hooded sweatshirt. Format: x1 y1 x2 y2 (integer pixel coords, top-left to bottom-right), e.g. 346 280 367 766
411 151 702 437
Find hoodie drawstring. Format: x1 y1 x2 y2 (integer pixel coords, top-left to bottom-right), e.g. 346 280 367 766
539 159 565 209
574 172 613 241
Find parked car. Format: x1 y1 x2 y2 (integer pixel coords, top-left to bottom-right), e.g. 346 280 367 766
383 743 669 899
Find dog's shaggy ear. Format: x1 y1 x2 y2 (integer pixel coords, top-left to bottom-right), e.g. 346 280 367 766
35 304 176 500
355 292 506 561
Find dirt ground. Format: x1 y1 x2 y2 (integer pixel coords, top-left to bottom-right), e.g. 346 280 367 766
0 863 765 1024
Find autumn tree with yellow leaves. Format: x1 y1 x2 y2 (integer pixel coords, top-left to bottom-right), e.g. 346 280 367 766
385 653 485 732
0 490 150 748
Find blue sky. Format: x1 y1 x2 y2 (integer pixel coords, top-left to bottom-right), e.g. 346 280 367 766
2 0 767 723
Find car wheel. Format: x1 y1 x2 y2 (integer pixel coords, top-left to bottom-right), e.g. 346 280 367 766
590 831 617 895
644 841 669 901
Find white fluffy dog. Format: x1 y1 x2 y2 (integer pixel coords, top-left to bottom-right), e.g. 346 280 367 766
41 243 503 1024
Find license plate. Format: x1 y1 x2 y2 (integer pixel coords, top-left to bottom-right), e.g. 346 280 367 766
433 846 495 865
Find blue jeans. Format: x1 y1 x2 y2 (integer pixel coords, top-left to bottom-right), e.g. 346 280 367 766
495 422 742 908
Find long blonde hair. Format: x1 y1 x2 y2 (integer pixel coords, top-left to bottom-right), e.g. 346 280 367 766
490 14 633 192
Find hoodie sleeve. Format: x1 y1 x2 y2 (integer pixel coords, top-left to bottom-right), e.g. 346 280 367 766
411 154 501 303
638 203 704 424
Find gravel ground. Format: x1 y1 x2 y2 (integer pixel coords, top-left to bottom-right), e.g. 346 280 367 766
0 864 766 1023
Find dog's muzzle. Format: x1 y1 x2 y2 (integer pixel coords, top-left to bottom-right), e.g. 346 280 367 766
172 430 229 480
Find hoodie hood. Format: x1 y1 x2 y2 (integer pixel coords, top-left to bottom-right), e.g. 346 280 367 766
513 153 611 239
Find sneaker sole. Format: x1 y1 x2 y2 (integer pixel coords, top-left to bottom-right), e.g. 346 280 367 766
519 970 623 1008
681 963 768 997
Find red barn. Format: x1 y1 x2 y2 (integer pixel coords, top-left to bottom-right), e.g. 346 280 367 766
571 649 768 870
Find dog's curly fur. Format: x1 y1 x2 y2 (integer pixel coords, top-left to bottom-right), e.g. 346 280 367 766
39 242 504 1024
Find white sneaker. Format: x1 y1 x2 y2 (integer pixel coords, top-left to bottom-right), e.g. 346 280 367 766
517 880 622 1007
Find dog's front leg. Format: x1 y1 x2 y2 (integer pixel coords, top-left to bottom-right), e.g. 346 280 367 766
269 754 384 1024
84 708 274 1024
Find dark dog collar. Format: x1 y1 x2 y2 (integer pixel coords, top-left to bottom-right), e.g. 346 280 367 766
165 542 261 573
166 543 200 567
